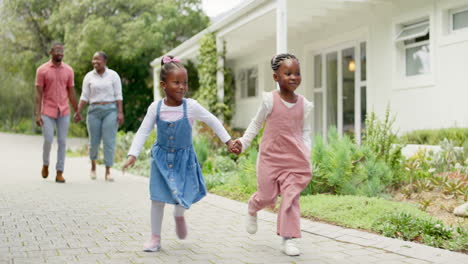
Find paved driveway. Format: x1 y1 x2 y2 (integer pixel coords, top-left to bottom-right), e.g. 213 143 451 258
0 133 466 264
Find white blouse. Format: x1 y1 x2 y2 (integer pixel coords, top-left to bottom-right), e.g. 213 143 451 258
80 68 123 103
239 92 314 152
128 98 231 157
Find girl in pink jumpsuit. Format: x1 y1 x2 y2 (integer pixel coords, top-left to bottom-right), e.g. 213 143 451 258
235 53 313 256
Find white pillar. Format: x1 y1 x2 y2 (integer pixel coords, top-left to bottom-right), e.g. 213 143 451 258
276 0 287 54
153 66 162 102
216 37 225 120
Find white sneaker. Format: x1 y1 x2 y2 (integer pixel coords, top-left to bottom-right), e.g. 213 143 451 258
245 213 257 234
282 239 300 256
90 170 97 180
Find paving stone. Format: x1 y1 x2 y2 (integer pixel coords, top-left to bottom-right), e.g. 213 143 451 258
0 133 467 264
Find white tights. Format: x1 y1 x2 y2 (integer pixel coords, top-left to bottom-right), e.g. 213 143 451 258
151 201 186 236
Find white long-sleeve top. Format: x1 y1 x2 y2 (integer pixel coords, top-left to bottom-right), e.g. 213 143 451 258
80 67 123 103
239 92 314 152
128 98 231 157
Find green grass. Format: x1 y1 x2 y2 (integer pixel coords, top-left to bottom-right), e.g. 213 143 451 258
399 127 468 146
300 194 431 230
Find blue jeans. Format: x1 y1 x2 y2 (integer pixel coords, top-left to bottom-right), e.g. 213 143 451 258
86 103 118 167
42 114 70 172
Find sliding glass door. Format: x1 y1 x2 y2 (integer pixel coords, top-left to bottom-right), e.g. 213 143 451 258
313 41 367 143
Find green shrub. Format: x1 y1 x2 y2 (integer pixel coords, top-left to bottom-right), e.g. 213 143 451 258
193 134 210 169
373 211 467 252
400 128 468 147
68 122 87 138
363 109 405 184
307 128 394 197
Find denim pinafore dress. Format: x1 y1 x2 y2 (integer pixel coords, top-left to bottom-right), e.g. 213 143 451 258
149 99 206 209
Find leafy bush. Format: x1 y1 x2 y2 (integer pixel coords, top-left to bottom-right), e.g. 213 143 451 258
193 134 210 169
363 109 405 184
400 128 468 147
307 128 394 197
195 32 235 124
373 211 467 252
430 139 467 174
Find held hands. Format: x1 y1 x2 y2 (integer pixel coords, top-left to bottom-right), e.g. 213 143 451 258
73 112 82 123
226 139 242 155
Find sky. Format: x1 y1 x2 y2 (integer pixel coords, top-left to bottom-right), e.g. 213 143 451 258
201 0 246 18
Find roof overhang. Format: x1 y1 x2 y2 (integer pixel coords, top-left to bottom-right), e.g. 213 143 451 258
151 0 392 68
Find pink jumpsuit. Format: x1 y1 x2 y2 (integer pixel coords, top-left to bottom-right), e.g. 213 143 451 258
248 91 312 238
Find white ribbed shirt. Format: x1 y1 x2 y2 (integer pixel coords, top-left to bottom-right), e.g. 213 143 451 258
239 92 314 152
80 68 123 103
128 99 231 157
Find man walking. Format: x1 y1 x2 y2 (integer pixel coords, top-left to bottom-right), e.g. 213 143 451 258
35 42 78 183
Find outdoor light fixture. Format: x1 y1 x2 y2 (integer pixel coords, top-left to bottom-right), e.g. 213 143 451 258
348 59 356 72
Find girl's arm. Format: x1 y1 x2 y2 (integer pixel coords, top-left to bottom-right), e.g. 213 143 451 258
238 92 272 152
190 100 231 144
302 100 314 151
127 102 158 158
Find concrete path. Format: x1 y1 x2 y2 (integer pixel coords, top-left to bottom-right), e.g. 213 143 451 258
0 133 466 264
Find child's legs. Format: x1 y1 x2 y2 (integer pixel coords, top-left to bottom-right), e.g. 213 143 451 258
248 173 279 216
277 182 302 238
41 115 55 166
173 205 185 217
151 201 165 236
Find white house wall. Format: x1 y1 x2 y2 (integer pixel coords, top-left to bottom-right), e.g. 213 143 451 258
370 0 468 133
229 0 468 132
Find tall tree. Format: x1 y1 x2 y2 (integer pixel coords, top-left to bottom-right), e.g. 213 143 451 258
0 0 209 131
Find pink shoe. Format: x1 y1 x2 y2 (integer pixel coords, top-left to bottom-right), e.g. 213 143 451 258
175 216 187 239
143 234 161 252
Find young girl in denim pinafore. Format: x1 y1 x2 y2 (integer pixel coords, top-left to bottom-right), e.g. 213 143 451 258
123 55 236 252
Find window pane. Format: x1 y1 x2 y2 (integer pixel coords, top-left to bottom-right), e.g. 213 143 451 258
360 42 366 81
453 10 468 30
314 55 322 88
342 48 355 137
239 71 247 98
247 68 257 97
313 92 323 136
406 44 430 76
361 86 366 131
395 21 429 42
326 52 338 129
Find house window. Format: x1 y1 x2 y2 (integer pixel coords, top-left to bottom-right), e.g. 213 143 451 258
395 20 430 76
451 7 468 31
238 67 258 98
314 55 322 88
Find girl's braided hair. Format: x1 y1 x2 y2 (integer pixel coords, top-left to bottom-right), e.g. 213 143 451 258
160 55 185 82
270 53 299 71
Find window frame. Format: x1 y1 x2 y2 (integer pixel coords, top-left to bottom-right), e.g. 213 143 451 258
238 66 258 99
450 6 468 33
395 18 431 78
395 21 430 42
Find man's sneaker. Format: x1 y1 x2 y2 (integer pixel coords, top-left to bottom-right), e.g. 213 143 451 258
245 213 257 234
282 239 300 256
143 235 161 252
41 165 49 178
175 216 187 239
